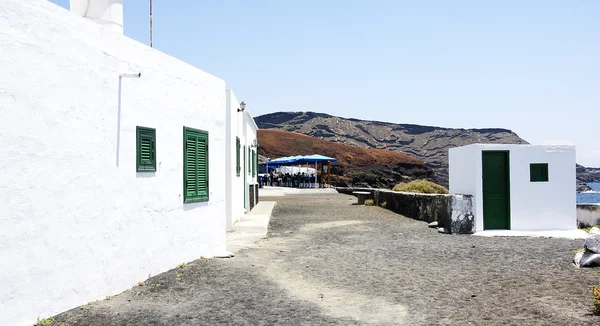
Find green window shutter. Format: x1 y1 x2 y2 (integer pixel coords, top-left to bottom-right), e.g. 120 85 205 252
530 163 549 182
183 127 209 203
136 126 156 172
236 137 241 176
248 147 251 174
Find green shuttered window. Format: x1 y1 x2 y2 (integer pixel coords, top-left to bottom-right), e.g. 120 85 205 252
248 147 251 174
530 163 549 182
236 137 241 177
184 127 209 203
136 126 156 172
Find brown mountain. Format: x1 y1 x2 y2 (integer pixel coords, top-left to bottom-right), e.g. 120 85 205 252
257 129 433 187
256 112 528 185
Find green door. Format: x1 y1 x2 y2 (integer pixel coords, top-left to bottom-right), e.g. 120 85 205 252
482 151 510 230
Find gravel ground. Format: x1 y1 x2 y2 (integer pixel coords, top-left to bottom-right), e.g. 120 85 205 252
52 193 600 325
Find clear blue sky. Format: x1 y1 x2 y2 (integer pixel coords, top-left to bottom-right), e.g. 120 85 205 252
50 0 600 166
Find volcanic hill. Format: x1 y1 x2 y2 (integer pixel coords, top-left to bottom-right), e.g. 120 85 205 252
257 129 432 187
256 112 528 185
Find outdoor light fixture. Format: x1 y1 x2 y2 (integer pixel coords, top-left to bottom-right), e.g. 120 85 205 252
237 101 246 112
119 73 142 78
251 139 259 148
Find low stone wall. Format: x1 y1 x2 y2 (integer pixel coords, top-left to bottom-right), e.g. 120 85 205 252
337 187 475 234
577 204 600 227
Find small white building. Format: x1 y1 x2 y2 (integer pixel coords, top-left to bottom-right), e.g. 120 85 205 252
449 144 576 232
0 0 258 325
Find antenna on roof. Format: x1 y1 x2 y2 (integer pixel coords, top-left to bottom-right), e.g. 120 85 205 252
149 0 153 47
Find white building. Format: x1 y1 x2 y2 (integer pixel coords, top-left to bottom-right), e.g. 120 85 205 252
449 144 576 232
225 90 259 231
0 0 258 325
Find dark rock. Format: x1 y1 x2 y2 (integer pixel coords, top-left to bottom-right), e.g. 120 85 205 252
584 235 600 253
574 250 600 268
577 183 593 193
577 165 600 189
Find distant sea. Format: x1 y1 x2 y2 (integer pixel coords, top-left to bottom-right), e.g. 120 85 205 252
577 183 600 204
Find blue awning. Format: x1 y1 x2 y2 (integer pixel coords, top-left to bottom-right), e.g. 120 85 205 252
298 154 338 163
266 154 337 166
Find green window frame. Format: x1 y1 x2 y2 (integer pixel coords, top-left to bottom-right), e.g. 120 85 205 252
530 163 549 182
136 126 156 172
183 127 209 203
248 147 251 174
252 150 256 177
236 137 241 177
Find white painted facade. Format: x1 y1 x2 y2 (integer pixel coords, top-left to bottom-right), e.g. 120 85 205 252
225 90 259 231
243 109 259 209
0 0 255 325
449 144 576 232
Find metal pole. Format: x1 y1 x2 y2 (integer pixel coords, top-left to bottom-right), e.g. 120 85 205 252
327 161 331 187
150 0 153 47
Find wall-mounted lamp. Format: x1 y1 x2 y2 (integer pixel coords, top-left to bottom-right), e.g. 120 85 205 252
237 101 246 112
251 139 259 148
119 73 142 78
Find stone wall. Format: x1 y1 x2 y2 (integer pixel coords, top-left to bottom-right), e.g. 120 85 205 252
337 188 475 234
577 204 600 227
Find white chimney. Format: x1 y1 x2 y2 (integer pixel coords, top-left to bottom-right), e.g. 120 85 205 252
70 0 124 34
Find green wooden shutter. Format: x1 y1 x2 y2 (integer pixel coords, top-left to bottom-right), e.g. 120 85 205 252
236 137 241 176
185 133 198 199
197 135 208 197
183 127 209 203
136 126 156 172
248 147 251 174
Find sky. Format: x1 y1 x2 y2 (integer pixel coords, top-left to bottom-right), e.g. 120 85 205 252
50 0 600 166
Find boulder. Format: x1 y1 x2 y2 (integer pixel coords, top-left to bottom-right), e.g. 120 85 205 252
574 250 600 268
590 227 600 236
428 221 439 228
584 234 600 253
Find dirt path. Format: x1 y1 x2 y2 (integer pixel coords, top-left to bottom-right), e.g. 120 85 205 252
53 193 600 325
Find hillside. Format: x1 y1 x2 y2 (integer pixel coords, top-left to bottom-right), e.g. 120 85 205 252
257 129 433 188
577 165 600 191
256 112 528 185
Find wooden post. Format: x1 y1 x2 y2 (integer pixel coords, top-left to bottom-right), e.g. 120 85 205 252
327 161 331 187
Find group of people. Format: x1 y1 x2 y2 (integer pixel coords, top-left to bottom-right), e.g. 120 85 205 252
260 171 320 188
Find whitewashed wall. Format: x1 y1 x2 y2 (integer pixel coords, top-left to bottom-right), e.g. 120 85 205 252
0 1 227 325
448 145 478 196
449 144 576 232
244 111 259 205
225 89 246 231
